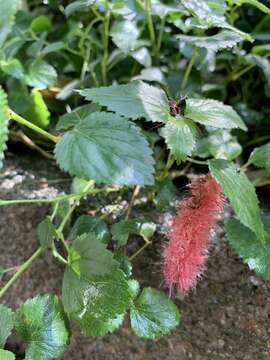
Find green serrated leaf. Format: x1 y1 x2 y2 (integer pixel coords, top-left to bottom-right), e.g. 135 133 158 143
69 215 110 243
208 129 242 160
226 217 270 279
0 59 24 80
0 305 13 348
65 0 96 16
249 142 270 169
24 60 57 89
114 251 133 277
68 233 116 277
111 20 139 53
55 112 155 186
111 220 156 245
153 177 176 208
130 287 180 339
161 117 197 160
131 47 152 67
185 98 247 131
62 266 133 337
179 0 249 38
208 159 266 241
15 295 70 360
79 81 170 123
0 0 20 47
0 350 15 360
56 103 101 130
38 217 57 249
177 30 244 52
0 87 9 169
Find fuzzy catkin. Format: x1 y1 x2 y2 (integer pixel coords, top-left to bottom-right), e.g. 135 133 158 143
163 174 224 294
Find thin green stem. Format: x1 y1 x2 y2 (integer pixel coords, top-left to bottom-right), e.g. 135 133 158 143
51 243 68 264
0 187 119 207
129 239 151 261
0 248 43 299
186 157 208 165
8 109 59 144
245 135 270 147
157 15 166 55
181 49 198 91
145 0 157 57
56 182 99 252
101 3 111 85
125 185 141 220
240 160 251 171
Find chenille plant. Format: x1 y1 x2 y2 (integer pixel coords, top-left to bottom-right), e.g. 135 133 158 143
0 0 270 358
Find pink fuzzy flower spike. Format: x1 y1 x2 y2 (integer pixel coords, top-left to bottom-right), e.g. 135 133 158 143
163 174 224 295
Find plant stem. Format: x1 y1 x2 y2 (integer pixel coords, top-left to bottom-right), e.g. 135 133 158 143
0 187 119 207
7 109 59 144
101 3 111 85
157 15 166 56
245 135 270 147
10 130 55 160
56 182 99 252
129 239 151 261
125 185 141 220
0 248 43 299
145 0 157 58
181 49 198 91
52 243 68 265
186 157 208 165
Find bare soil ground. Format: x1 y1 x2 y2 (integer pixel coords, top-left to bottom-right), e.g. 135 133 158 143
0 153 269 360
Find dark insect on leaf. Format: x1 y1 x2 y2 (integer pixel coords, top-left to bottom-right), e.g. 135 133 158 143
169 96 187 117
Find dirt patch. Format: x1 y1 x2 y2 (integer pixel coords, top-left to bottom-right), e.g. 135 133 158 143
0 154 269 360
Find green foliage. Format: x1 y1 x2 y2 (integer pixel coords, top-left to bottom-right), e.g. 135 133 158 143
209 159 266 241
28 90 51 129
24 60 57 89
68 233 116 277
111 20 140 53
161 117 198 160
65 0 96 16
0 305 13 348
0 0 20 47
249 142 270 169
69 215 110 243
38 217 57 249
62 266 133 337
56 104 101 130
112 220 156 245
226 217 270 279
185 98 247 130
177 30 245 52
0 350 15 360
130 288 180 339
79 81 170 123
14 295 70 360
55 112 155 185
